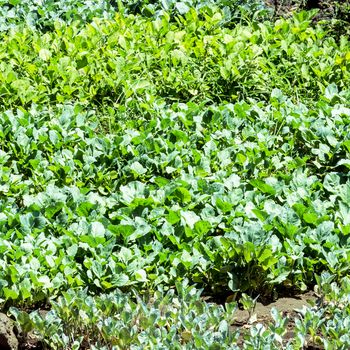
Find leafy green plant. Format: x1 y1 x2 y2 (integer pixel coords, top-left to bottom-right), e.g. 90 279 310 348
0 87 349 307
0 1 350 348
0 8 348 112
10 284 241 349
0 0 268 32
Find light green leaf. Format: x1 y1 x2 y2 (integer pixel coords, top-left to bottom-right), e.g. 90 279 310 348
181 210 200 229
39 48 51 61
130 161 147 175
135 269 147 282
90 222 105 237
323 173 340 193
175 2 190 14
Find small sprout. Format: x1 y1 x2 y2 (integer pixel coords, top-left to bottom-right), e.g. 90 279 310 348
240 293 259 323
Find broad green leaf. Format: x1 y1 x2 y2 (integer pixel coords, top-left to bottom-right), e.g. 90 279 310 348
172 187 191 203
135 269 147 282
181 211 200 229
90 222 105 238
39 48 51 61
120 181 146 204
250 179 276 195
175 2 190 14
130 161 147 175
111 274 130 287
323 173 340 193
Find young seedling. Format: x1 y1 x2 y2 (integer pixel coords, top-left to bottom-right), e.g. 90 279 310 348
240 293 260 324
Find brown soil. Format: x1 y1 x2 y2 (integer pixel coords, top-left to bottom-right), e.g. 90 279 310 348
232 290 316 325
18 338 43 350
230 291 325 349
0 313 19 350
264 0 336 20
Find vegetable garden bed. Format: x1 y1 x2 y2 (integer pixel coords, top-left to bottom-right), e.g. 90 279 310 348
0 0 350 349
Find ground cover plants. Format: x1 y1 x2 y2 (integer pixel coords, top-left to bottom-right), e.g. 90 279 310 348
0 0 350 349
0 0 267 31
0 8 349 110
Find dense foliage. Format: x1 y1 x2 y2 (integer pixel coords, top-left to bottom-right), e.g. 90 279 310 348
2 89 350 307
11 275 350 349
0 0 266 31
0 0 350 349
0 9 348 110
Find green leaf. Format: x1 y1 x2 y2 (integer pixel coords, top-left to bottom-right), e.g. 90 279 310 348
303 212 318 224
243 242 255 263
323 173 340 193
250 179 276 195
120 181 146 204
135 269 147 282
194 220 211 236
293 203 307 218
181 210 200 229
172 187 191 203
111 274 130 287
215 197 233 213
258 248 273 263
90 222 105 238
175 2 190 14
252 209 268 222
76 202 95 217
130 161 147 175
4 288 19 300
39 48 52 61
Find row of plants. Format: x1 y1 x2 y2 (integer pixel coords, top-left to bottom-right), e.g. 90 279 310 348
1 1 350 348
10 274 350 349
1 87 350 307
2 0 349 37
0 9 348 111
0 0 266 31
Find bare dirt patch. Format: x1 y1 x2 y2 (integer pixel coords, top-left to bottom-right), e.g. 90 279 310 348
0 313 19 350
231 291 320 349
232 291 316 325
